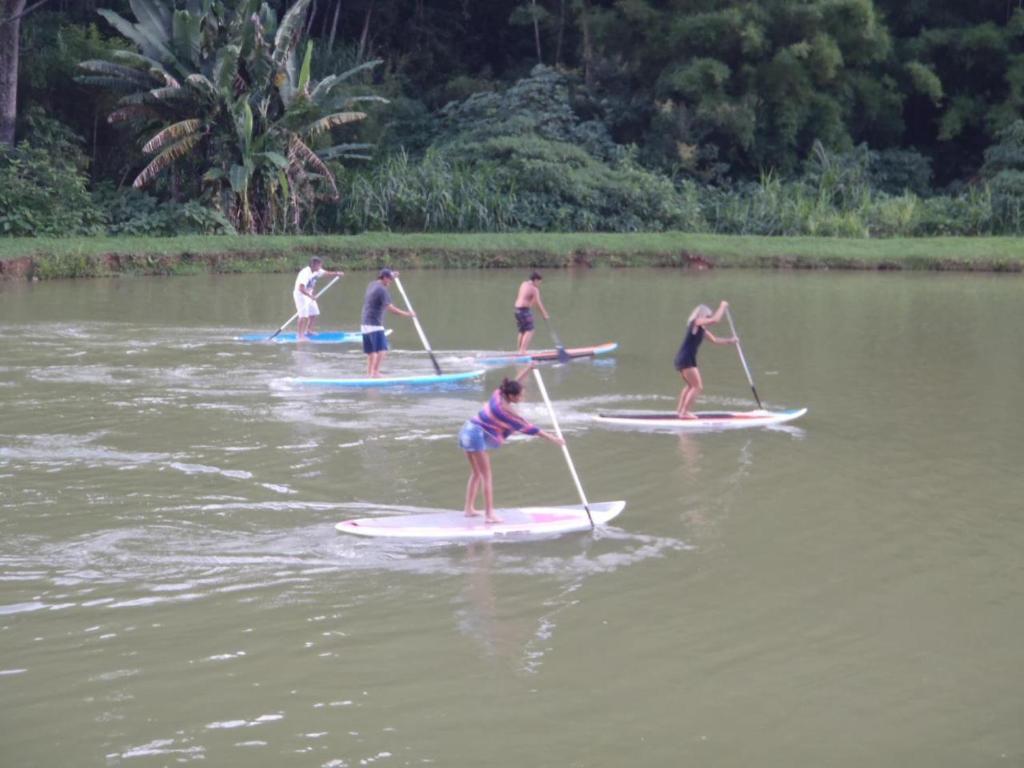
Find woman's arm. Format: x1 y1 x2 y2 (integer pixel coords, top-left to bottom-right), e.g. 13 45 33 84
538 429 566 446
705 330 737 345
695 300 729 327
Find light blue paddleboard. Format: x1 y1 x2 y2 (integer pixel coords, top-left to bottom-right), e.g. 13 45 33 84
287 368 487 388
237 329 392 344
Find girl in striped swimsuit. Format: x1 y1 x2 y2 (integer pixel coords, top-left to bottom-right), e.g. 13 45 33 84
458 367 564 523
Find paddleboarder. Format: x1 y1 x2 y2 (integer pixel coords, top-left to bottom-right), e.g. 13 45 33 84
459 367 565 523
361 268 415 377
293 256 344 340
514 271 550 353
675 301 738 419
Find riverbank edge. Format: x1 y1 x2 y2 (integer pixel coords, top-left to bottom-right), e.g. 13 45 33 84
2 233 1023 279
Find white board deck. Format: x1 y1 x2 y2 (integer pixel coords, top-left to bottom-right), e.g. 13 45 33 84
594 408 807 430
336 500 625 540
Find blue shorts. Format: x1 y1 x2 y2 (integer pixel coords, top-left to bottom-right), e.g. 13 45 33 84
362 330 389 354
458 421 500 452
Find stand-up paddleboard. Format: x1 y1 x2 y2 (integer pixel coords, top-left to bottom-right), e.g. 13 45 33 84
237 329 391 344
287 368 487 388
594 408 807 430
478 342 618 366
336 501 625 540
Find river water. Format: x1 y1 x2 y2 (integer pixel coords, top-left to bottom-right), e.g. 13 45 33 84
1 268 1021 767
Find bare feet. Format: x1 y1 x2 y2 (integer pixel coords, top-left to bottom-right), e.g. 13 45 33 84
678 411 698 420
485 515 503 524
465 509 481 518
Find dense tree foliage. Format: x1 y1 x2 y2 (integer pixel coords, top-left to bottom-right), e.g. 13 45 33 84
3 0 1024 236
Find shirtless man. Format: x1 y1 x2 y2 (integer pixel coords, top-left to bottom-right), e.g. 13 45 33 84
513 271 550 353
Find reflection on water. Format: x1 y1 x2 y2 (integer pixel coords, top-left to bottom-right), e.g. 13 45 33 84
2 270 1023 767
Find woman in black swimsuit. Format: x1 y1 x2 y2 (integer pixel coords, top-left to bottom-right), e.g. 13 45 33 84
674 300 736 419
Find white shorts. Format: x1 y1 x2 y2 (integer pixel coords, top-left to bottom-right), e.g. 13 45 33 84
293 292 319 318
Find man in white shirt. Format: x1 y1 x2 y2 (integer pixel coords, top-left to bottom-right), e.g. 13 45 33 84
293 256 344 339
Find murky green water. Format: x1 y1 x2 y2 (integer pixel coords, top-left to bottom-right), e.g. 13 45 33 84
1 268 1022 767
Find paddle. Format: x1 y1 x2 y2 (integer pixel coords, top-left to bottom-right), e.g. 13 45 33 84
531 367 594 528
268 274 341 340
392 275 443 376
725 307 763 409
542 315 572 363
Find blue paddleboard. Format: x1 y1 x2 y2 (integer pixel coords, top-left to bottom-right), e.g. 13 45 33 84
287 368 487 388
237 329 392 344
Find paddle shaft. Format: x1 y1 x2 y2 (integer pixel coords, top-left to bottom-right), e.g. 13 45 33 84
531 368 594 527
392 276 443 376
268 275 341 340
542 315 571 363
725 307 763 409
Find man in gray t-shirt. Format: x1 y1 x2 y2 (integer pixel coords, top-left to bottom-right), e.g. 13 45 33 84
360 268 414 377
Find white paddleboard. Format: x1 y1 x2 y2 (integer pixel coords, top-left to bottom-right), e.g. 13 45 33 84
594 408 807 430
336 500 625 540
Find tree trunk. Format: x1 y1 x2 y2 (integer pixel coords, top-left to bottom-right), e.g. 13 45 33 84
0 0 27 147
531 0 542 64
579 0 594 88
305 0 317 37
555 0 565 66
356 1 373 62
327 0 341 53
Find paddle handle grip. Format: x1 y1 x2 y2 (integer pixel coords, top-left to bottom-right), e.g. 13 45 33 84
393 276 442 375
270 274 341 339
725 307 763 409
532 368 593 526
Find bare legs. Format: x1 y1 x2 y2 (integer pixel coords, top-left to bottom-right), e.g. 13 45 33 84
677 366 703 419
297 315 310 339
464 450 500 523
516 329 535 354
366 350 387 377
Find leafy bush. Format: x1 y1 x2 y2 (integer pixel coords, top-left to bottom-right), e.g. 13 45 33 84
0 111 104 237
93 185 234 236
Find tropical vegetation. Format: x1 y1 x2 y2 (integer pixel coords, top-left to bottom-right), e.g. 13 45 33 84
2 0 1024 239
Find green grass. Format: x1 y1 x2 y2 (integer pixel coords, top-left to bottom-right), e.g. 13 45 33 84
2 232 1024 278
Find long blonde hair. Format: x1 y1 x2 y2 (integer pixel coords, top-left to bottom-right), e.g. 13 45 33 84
687 304 712 326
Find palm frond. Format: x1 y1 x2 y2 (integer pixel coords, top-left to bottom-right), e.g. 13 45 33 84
78 59 160 87
142 118 202 154
172 9 203 66
108 104 160 124
130 0 173 37
133 133 203 187
185 73 219 101
316 143 373 160
309 59 382 100
289 135 338 197
304 111 367 138
273 0 312 65
98 9 177 68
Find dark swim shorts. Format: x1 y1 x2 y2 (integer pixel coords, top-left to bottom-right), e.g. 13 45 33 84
362 329 389 354
514 307 534 333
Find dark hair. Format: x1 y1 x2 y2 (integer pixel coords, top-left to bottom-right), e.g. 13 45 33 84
379 268 393 279
530 271 542 281
499 378 523 400
310 256 323 265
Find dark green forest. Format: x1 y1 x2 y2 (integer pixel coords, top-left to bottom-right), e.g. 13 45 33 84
2 0 1024 237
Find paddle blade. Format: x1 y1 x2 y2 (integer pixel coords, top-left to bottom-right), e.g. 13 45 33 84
428 352 443 376
556 345 571 364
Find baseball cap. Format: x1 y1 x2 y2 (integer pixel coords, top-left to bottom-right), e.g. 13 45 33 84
379 268 394 279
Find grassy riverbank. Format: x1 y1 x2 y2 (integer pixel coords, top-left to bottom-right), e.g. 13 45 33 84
2 233 1024 279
